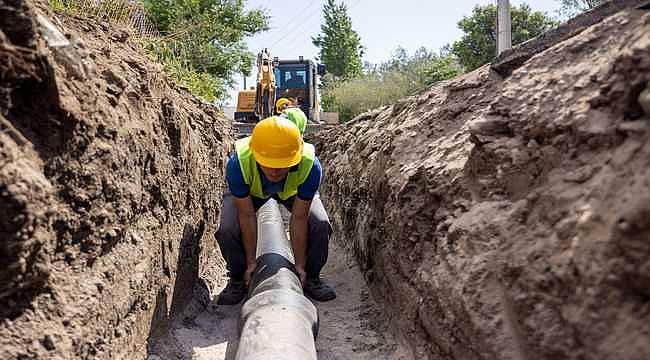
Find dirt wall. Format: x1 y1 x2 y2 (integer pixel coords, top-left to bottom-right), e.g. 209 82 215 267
313 8 650 360
0 1 231 358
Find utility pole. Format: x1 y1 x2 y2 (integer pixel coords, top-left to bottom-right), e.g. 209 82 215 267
497 0 512 55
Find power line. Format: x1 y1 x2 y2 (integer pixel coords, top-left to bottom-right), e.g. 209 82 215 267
247 0 364 65
271 11 323 54
266 0 322 50
255 0 320 48
273 0 363 56
242 1 299 49
280 0 362 57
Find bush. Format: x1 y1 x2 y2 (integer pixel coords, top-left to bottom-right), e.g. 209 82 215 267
321 72 408 122
145 40 224 102
322 47 462 122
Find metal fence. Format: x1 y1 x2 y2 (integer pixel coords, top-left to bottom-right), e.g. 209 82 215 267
49 0 159 37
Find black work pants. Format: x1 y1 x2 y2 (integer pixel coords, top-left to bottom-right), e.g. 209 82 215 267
216 192 332 280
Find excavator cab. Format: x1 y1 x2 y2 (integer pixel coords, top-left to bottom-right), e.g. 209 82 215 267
274 57 323 122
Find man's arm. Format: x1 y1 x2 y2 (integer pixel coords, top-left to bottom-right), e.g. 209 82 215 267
233 196 257 286
225 153 258 285
291 156 323 284
290 197 311 285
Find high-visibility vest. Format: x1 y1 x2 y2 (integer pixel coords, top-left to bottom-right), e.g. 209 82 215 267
282 107 307 135
235 137 315 200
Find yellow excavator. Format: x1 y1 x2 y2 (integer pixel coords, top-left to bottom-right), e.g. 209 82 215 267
235 49 326 123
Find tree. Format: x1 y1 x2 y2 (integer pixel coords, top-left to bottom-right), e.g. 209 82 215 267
558 0 605 16
144 0 269 102
451 4 557 71
312 0 363 79
380 46 461 88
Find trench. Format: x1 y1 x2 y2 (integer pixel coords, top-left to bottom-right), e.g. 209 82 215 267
145 114 414 358
4 2 650 359
147 204 413 360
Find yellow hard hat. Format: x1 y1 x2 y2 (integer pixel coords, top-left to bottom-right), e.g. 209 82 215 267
275 98 292 114
250 116 303 168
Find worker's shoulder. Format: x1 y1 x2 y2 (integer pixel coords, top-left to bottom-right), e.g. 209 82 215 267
287 107 305 113
226 152 241 171
303 142 316 156
285 107 307 118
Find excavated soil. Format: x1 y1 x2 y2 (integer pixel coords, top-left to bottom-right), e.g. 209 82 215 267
1 0 231 358
312 7 650 360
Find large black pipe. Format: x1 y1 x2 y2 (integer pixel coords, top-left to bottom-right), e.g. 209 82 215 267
235 199 319 360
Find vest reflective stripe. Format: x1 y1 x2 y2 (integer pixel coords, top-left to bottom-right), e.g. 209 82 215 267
235 137 315 200
282 107 307 135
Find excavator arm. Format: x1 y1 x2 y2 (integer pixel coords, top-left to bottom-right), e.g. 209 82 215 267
254 49 276 120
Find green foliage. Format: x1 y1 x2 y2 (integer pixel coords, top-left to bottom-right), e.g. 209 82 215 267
424 47 463 83
451 4 557 71
557 0 605 16
312 0 363 79
320 72 407 122
322 47 462 122
144 0 269 103
145 40 224 102
48 0 69 12
47 0 267 104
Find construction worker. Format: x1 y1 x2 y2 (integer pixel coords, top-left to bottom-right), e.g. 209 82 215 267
276 97 307 135
216 116 336 304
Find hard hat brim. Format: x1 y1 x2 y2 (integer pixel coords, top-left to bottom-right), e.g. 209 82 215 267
275 98 292 113
252 147 302 169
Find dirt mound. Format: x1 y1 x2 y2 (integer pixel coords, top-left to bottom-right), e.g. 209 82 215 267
0 0 231 358
313 7 650 360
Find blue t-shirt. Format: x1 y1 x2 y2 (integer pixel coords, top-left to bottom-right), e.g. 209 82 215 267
226 153 322 201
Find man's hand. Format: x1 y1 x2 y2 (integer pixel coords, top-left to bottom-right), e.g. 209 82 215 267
290 197 311 287
244 262 257 288
233 196 257 287
295 266 306 286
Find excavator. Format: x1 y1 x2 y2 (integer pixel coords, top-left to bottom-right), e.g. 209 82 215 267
235 49 327 124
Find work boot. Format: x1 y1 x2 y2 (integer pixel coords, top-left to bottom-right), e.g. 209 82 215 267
217 278 247 305
303 276 336 302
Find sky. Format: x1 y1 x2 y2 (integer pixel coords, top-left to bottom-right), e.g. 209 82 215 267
227 0 562 105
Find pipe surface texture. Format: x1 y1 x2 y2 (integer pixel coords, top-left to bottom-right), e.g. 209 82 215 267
235 199 319 360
